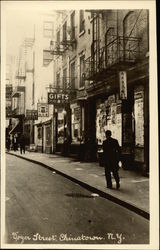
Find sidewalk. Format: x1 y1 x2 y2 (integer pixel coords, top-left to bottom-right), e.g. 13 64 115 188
7 150 149 219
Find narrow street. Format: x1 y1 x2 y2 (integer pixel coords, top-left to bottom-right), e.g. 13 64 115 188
5 154 149 245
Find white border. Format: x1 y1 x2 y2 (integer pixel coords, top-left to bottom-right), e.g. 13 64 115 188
1 1 159 249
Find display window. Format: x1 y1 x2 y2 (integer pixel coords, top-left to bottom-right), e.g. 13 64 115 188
57 110 65 144
71 104 81 143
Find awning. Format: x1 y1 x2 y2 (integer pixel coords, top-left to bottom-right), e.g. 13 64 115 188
9 122 21 134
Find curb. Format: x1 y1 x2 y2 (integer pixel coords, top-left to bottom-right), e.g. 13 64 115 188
7 152 149 220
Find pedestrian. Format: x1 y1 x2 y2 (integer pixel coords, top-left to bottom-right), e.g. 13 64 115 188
12 135 17 151
19 134 26 154
6 136 11 152
102 130 121 189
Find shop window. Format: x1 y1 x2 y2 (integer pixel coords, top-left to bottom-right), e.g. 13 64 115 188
57 110 65 143
79 55 85 88
43 22 54 38
79 10 85 33
71 106 81 143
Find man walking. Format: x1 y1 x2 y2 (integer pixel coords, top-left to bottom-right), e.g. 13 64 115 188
19 134 26 154
103 130 121 189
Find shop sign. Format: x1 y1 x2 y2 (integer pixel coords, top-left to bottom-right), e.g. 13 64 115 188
48 92 69 104
119 71 127 100
134 86 144 147
37 103 49 117
26 110 38 120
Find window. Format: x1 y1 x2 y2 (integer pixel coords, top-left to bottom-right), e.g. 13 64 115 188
43 50 53 66
63 68 67 89
71 11 75 40
43 22 53 38
63 21 67 41
56 73 60 89
70 62 75 89
57 30 60 46
91 15 100 72
79 10 85 33
79 55 85 88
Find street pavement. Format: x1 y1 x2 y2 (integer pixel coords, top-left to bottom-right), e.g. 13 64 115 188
5 154 149 245
6 150 149 219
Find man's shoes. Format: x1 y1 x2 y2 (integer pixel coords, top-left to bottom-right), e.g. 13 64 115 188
116 183 120 189
107 185 112 189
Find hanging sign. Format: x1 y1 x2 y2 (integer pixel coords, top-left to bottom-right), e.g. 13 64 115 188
37 103 49 117
26 110 38 120
48 92 69 104
119 71 127 100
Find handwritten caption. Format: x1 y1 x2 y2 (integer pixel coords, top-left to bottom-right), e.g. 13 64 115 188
11 232 125 244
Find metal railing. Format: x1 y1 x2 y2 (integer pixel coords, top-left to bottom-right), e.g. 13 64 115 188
85 36 141 80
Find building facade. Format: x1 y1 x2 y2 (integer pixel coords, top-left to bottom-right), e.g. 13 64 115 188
51 9 149 173
7 9 149 174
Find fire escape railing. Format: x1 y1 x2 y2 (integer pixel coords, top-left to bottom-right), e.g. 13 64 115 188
85 36 141 80
61 27 76 46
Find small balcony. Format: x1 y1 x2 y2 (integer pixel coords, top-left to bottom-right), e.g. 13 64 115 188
61 27 76 47
12 86 25 98
50 41 64 56
85 36 141 81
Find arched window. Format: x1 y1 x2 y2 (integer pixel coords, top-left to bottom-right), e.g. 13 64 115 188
105 27 116 66
123 11 137 38
123 11 140 61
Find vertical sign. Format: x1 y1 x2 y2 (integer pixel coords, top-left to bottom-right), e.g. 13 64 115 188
119 71 127 99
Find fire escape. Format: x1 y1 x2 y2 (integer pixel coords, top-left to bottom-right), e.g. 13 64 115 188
85 10 141 83
50 14 77 56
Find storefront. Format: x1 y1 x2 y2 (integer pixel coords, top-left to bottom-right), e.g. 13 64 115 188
90 79 148 171
70 102 85 158
35 124 44 153
96 94 122 148
44 120 52 153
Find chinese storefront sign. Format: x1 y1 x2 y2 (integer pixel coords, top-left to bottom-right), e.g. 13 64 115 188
37 103 49 117
26 110 38 120
48 92 69 104
119 71 127 99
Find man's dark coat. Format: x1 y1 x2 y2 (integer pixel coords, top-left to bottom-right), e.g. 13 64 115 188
102 137 120 170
